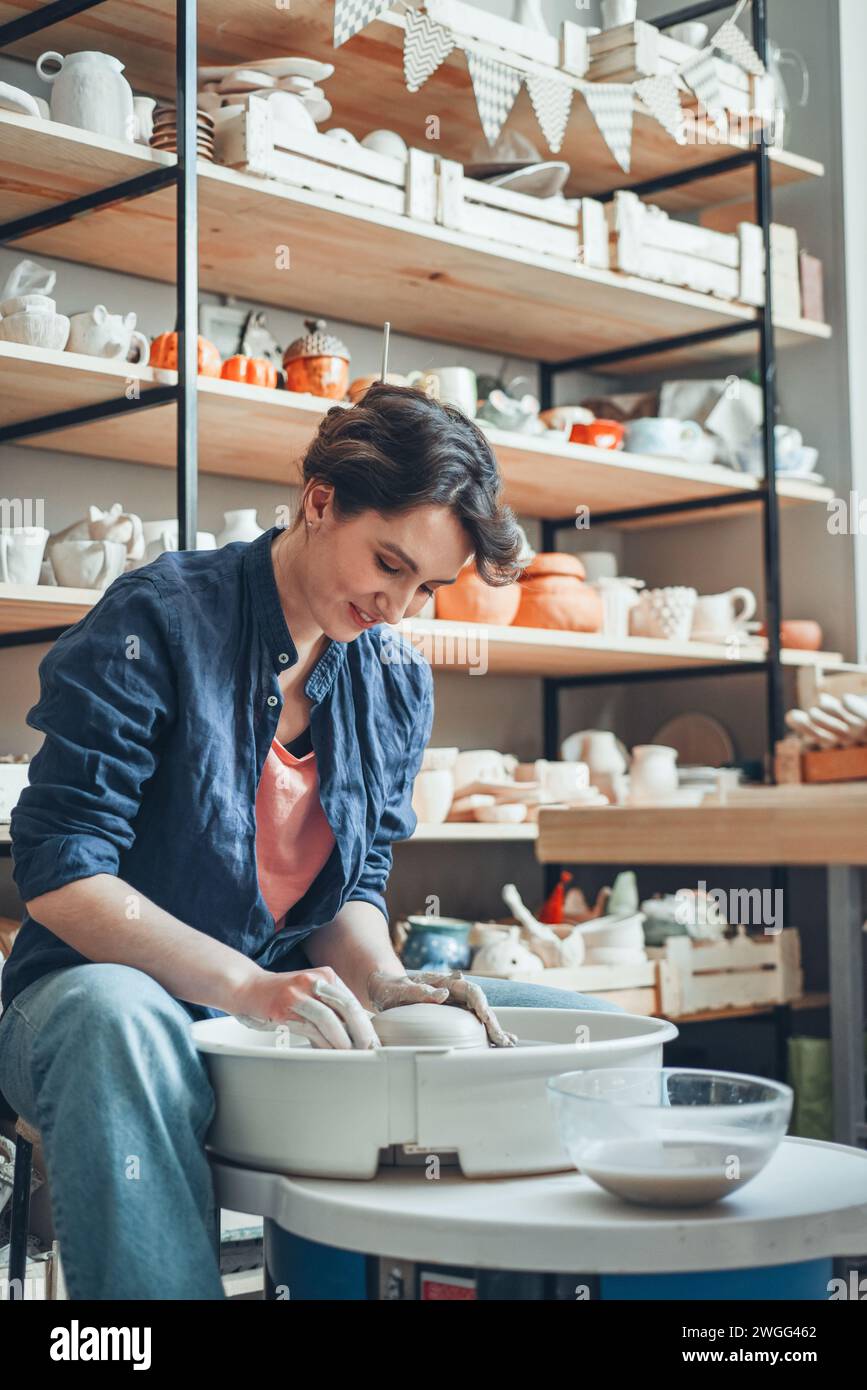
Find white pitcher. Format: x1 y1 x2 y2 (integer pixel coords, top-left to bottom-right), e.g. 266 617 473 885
36 50 135 141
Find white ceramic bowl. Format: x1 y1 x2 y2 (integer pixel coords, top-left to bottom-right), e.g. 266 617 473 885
0 310 70 350
361 128 408 161
48 538 127 589
474 801 528 823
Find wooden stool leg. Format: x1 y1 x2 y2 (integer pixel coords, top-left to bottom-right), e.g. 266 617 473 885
8 1133 33 1299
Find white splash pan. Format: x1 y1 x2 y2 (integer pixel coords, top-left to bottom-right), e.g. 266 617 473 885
192 1008 678 1180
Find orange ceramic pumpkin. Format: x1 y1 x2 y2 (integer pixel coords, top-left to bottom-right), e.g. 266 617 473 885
434 563 521 625
150 332 222 377
513 552 603 632
221 354 278 389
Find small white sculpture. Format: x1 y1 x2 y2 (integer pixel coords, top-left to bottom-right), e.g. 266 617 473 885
49 503 145 566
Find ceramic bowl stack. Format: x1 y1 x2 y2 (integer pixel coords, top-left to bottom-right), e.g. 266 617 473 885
198 57 335 133
149 103 216 160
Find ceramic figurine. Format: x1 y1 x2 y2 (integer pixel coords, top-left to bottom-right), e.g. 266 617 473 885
472 929 545 978
66 305 149 365
49 503 145 567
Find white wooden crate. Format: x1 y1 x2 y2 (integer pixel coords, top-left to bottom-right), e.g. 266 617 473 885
214 98 438 222
609 189 741 300
647 927 803 1018
438 158 609 267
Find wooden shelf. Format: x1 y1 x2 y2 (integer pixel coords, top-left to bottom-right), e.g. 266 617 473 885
408 822 538 842
394 618 842 678
535 784 867 866
0 112 830 368
0 1 824 209
0 583 96 634
0 343 835 524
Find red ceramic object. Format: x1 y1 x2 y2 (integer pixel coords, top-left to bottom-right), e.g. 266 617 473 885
570 419 625 450
434 564 521 625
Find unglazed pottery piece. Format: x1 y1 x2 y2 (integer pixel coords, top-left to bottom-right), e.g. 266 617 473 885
371 1003 489 1049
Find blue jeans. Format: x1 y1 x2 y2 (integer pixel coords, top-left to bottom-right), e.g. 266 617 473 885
0 959 623 1300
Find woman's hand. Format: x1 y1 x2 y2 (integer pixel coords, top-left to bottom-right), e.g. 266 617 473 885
367 969 517 1048
234 966 379 1050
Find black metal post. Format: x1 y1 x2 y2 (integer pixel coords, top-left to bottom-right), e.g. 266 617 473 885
177 0 198 552
752 0 785 764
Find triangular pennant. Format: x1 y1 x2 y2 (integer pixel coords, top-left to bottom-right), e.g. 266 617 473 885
711 17 766 76
524 72 574 154
680 47 726 130
466 50 523 147
635 75 686 144
583 83 634 174
403 8 455 93
333 0 391 48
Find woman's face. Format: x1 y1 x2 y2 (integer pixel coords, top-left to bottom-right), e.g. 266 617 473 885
303 485 474 638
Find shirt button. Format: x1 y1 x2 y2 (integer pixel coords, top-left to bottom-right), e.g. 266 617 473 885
267 695 279 707
278 652 289 664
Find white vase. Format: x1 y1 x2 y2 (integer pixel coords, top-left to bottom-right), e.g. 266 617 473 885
36 50 135 141
217 509 264 546
629 745 679 804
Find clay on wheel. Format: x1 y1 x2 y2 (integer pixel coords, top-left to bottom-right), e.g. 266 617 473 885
372 1002 489 1049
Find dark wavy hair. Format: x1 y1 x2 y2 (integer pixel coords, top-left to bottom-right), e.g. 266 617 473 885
291 382 524 585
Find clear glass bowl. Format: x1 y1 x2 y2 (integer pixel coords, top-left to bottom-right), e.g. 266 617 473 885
547 1068 793 1207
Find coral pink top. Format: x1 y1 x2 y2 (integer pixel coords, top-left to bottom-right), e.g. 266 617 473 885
254 729 335 930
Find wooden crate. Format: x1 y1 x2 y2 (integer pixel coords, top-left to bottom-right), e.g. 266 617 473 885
647 928 803 1018
609 190 741 299
438 159 609 267
588 21 775 132
214 98 438 222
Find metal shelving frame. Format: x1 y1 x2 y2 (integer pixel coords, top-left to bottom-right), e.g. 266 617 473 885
538 0 782 826
0 0 200 658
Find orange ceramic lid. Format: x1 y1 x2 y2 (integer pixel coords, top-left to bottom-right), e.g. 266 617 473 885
520 552 586 581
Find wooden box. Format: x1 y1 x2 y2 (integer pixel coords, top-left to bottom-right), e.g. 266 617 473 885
439 158 609 267
214 98 438 222
609 189 741 300
739 221 803 316
648 928 803 1018
801 745 867 784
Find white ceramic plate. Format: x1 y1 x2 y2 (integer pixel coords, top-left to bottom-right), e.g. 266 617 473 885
199 59 333 81
488 161 570 198
0 81 41 117
217 69 276 93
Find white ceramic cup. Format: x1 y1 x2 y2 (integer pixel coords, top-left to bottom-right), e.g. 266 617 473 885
577 551 618 583
601 0 637 28
409 367 478 419
0 527 49 585
691 587 757 638
666 21 710 47
534 759 590 801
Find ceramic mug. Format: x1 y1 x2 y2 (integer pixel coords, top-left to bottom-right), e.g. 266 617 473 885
691 587 757 640
570 419 624 450
0 527 49 584
625 417 703 457
594 576 644 640
409 367 477 419
576 551 618 583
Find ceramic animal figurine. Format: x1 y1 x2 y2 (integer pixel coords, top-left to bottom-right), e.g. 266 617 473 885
472 929 545 978
66 305 149 365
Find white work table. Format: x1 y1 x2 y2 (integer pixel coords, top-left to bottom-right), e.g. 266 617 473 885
212 1136 867 1277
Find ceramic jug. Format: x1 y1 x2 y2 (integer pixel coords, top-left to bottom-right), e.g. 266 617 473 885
36 50 135 141
629 745 679 804
216 509 264 546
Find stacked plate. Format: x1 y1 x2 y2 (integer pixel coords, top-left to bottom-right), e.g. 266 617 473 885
150 103 216 161
197 57 335 126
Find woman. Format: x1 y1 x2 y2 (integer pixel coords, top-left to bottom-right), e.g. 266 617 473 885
0 383 621 1300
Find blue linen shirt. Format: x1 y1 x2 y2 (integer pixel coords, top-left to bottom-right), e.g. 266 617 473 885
2 525 434 1020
